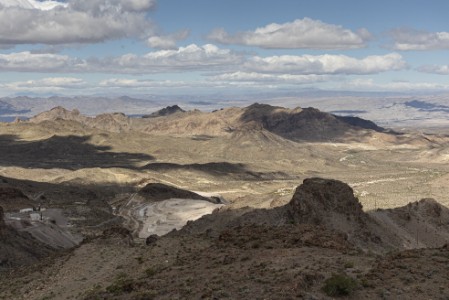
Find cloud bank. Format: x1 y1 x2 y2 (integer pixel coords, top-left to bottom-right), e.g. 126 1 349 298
0 47 406 76
208 18 371 49
244 53 406 75
389 28 449 50
417 65 449 75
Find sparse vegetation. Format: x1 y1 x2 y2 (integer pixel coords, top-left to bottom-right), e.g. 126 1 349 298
105 273 135 295
144 267 158 277
322 274 358 297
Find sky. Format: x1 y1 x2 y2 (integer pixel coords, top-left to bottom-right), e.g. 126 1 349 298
0 0 448 97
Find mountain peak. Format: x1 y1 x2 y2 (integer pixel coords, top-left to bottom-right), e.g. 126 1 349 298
143 105 185 118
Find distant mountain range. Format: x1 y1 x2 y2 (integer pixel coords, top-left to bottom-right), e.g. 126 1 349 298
0 96 162 122
27 103 394 143
1 93 449 130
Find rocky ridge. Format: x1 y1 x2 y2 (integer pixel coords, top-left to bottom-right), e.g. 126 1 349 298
28 103 390 142
181 178 449 252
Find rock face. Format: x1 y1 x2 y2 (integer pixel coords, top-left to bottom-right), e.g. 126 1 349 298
288 178 366 225
0 206 6 236
286 178 386 249
0 186 34 212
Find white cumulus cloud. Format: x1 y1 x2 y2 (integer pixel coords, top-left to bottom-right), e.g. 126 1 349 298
208 18 371 49
243 53 406 75
0 0 157 45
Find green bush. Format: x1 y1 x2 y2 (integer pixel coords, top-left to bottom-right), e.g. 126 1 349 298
322 273 358 297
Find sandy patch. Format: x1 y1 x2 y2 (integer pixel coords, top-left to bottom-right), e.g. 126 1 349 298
136 198 224 237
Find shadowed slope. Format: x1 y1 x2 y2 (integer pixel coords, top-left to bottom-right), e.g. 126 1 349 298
0 134 154 170
241 103 386 141
137 183 209 202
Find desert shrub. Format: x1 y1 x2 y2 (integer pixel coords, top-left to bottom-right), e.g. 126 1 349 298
343 261 354 269
145 267 158 277
322 273 358 296
105 273 135 295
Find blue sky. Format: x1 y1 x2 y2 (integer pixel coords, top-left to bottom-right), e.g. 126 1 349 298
0 0 448 97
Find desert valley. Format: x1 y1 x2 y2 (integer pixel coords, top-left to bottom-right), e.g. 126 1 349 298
1 102 449 299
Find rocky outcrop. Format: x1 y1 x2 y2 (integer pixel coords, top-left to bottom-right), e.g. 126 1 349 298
0 186 34 212
29 106 83 123
288 178 366 226
180 178 397 251
143 105 185 118
0 206 6 236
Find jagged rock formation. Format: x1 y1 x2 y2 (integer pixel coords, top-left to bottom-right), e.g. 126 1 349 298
288 177 366 224
142 105 185 118
286 178 375 244
181 177 449 251
285 178 399 251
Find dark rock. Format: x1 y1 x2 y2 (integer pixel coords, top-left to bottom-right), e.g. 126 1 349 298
145 234 159 246
102 226 131 238
143 105 185 118
240 103 385 142
0 186 34 212
138 183 209 202
0 206 5 236
288 177 365 224
335 115 384 132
